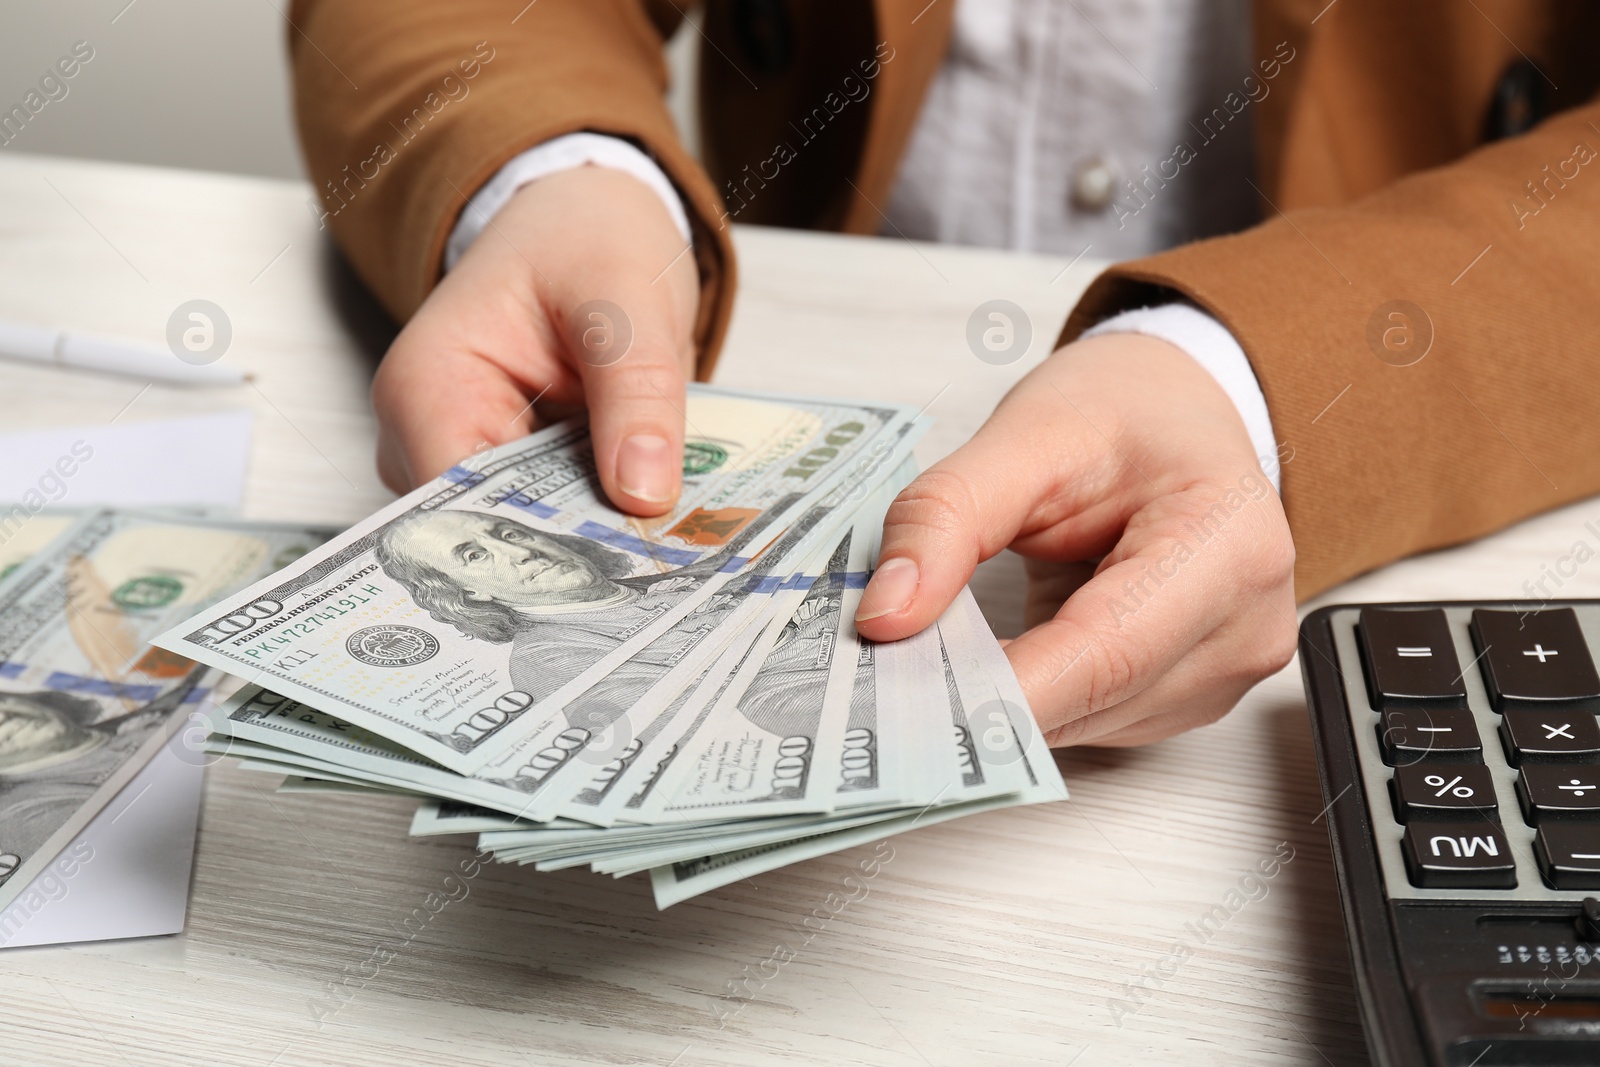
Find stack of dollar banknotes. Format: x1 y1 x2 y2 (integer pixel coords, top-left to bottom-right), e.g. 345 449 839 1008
0 387 1064 913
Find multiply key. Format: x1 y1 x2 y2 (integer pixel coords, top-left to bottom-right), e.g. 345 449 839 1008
1358 608 1467 709
1499 709 1600 765
1471 608 1600 713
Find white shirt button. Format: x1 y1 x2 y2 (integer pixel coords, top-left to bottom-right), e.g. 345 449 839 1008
1070 157 1116 212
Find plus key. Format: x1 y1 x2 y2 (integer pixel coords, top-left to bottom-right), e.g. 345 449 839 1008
1470 608 1600 713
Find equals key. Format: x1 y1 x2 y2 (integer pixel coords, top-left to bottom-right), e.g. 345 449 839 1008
1359 608 1468 710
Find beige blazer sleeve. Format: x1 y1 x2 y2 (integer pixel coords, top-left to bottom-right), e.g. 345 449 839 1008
1064 100 1600 597
288 0 737 377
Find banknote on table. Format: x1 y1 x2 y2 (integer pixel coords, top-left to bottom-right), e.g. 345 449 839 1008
0 509 332 910
157 386 923 779
0 511 77 585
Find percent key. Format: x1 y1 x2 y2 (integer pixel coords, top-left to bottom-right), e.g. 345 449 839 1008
1391 762 1499 822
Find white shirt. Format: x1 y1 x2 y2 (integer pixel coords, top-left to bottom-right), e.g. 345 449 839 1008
444 0 1280 488
884 0 1258 258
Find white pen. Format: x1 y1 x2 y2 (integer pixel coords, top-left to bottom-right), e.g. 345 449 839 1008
0 319 249 387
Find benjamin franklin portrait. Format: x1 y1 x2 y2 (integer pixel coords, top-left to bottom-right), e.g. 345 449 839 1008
0 689 170 873
374 510 746 711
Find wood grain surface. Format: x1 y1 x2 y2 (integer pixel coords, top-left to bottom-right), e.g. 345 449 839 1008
2 153 1595 1067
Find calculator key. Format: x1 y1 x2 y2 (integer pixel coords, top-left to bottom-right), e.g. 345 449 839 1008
1390 763 1497 822
1516 764 1600 823
1535 824 1600 889
1358 608 1468 709
1376 707 1482 764
1499 709 1600 765
1471 608 1600 712
1401 821 1516 888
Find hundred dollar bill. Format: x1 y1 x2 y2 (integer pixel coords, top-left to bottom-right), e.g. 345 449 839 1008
648 793 1024 908
572 473 910 828
543 501 876 826
937 587 1068 804
831 519 898 807
636 529 862 822
587 806 926 876
204 510 853 824
646 599 1066 906
210 427 928 830
0 510 331 911
157 387 921 775
277 774 412 797
0 512 77 586
491 810 845 868
489 490 869 823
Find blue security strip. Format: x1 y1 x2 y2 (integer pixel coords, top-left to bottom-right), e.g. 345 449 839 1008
44 672 161 702
440 465 487 487
0 662 22 679
843 570 870 589
574 521 700 566
743 575 786 594
497 492 559 519
183 688 211 704
718 555 751 573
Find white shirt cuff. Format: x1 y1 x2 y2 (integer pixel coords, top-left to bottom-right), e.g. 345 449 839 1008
443 132 693 271
1083 303 1282 491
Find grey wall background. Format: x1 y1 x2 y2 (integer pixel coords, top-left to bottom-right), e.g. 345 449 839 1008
0 1 701 180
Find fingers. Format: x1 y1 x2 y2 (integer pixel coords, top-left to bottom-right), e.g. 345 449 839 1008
567 296 695 517
372 343 550 494
855 417 1069 642
371 165 701 509
1039 632 1269 747
1006 488 1296 743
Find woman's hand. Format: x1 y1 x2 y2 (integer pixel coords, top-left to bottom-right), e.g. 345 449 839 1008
370 166 700 515
855 332 1298 746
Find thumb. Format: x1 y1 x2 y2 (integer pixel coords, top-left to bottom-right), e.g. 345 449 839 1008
855 426 1052 642
563 290 694 518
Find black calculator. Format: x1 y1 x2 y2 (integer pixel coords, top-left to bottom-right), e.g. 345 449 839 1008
1301 602 1600 1066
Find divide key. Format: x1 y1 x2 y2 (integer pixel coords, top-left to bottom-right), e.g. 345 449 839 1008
1471 608 1600 713
1358 608 1468 709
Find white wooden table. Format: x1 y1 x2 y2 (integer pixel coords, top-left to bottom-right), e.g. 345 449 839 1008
3 153 1595 1067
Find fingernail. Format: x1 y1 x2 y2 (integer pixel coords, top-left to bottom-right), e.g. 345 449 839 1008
857 557 919 622
617 434 675 503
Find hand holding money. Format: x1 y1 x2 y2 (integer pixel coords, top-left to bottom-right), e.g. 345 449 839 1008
371 168 701 514
857 333 1298 747
139 386 1067 907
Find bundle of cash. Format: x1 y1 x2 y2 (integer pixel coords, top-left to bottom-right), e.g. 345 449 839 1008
153 386 1067 907
0 508 334 913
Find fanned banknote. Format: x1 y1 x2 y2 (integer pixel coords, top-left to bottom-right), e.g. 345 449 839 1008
173 387 1068 907
0 510 332 911
158 387 923 776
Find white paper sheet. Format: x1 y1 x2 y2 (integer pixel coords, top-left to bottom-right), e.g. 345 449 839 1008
0 740 205 949
0 410 253 512
0 410 253 949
